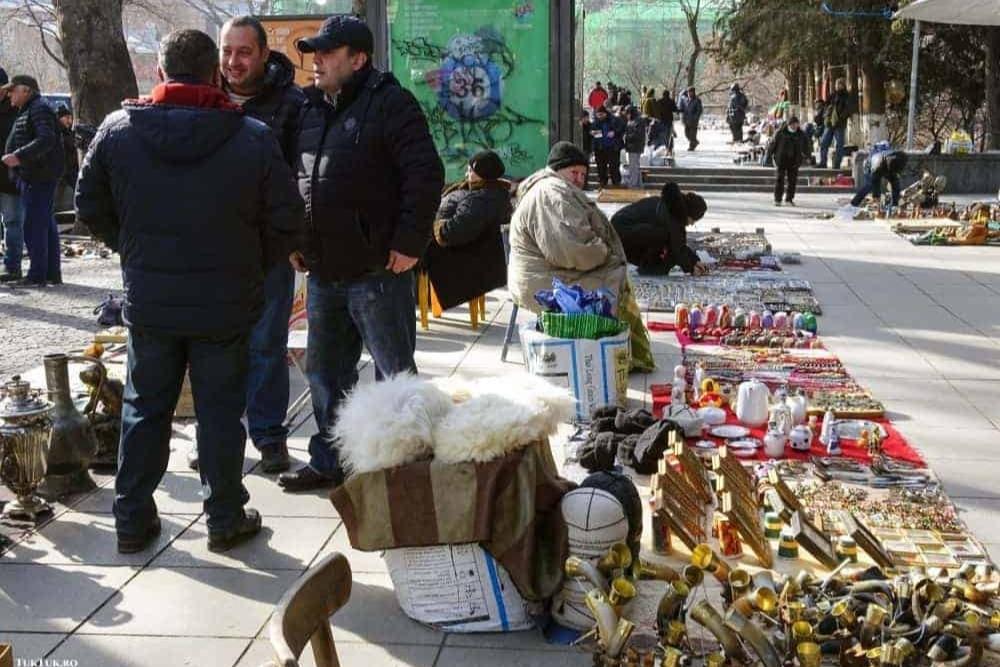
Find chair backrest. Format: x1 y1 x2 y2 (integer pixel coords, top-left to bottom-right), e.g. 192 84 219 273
268 552 352 667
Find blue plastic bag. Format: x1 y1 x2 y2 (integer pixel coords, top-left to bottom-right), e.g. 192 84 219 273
534 278 616 317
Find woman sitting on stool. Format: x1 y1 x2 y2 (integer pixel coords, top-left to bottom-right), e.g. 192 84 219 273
424 150 512 311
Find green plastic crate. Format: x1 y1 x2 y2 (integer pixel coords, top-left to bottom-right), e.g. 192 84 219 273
540 312 629 340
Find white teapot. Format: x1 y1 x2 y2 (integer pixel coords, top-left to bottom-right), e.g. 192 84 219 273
789 424 813 451
785 390 808 425
735 379 770 427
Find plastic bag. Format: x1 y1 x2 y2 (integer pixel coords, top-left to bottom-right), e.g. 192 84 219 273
534 278 616 317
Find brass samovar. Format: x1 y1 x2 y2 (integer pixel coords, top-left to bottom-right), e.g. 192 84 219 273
0 376 54 520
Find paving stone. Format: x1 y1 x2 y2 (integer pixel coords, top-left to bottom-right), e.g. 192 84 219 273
435 646 591 666
77 566 300 638
323 572 444 646
0 632 67 662
236 637 440 667
48 635 251 667
317 522 387 574
73 471 205 516
240 471 339 519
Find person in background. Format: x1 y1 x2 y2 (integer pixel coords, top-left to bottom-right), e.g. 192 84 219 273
619 88 632 108
591 105 622 189
279 16 444 491
677 86 703 151
611 181 708 276
851 143 907 208
0 72 22 283
726 83 749 143
186 15 306 475
424 149 511 312
587 81 608 111
2 74 63 286
624 106 645 189
507 141 654 372
641 87 658 119
819 78 851 169
56 107 77 202
766 116 810 207
75 29 304 554
579 109 593 162
658 88 678 155
770 88 790 121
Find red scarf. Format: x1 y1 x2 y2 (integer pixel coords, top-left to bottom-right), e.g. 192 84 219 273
133 82 242 111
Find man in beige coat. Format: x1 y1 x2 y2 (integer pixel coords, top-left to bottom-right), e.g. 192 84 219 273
508 142 654 371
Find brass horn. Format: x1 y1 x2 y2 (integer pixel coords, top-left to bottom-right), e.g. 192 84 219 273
691 543 731 583
565 555 608 593
729 568 752 599
726 607 782 667
661 619 687 648
598 543 633 576
683 564 705 588
798 642 822 667
690 599 745 661
609 576 637 614
639 559 680 582
832 599 858 629
656 581 691 630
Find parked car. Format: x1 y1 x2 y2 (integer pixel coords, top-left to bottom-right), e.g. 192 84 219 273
42 93 72 114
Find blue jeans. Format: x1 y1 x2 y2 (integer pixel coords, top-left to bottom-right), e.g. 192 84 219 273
305 270 418 475
115 327 250 536
246 262 295 449
818 126 846 169
19 179 60 282
0 192 21 275
851 173 901 207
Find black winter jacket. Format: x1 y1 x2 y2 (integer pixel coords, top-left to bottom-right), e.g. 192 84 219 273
768 125 810 169
625 118 646 153
658 96 678 123
229 51 305 165
611 196 698 275
75 92 304 336
0 99 18 194
425 178 511 310
60 125 78 186
296 66 444 282
826 90 851 130
727 91 748 125
5 93 63 184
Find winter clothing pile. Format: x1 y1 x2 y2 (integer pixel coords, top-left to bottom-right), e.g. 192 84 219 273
577 405 685 475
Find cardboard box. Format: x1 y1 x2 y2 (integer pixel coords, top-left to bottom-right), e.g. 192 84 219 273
520 322 631 421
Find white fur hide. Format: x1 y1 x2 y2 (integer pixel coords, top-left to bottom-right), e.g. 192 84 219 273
333 373 575 474
432 374 576 465
334 374 453 475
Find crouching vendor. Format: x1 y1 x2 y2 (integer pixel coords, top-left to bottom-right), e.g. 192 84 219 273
610 181 708 276
508 141 655 372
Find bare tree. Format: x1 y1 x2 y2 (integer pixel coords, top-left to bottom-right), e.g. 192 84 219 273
679 0 702 90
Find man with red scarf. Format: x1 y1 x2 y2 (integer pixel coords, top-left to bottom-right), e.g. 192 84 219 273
75 29 304 554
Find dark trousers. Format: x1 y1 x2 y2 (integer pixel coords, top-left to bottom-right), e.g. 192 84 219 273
851 173 901 207
729 121 743 142
594 147 621 188
305 270 418 475
246 261 295 449
19 179 60 283
116 327 250 536
774 165 799 203
684 122 699 150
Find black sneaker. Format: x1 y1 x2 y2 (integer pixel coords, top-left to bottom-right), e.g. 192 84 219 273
0 272 22 283
259 442 291 474
117 516 162 554
208 508 262 553
277 465 340 492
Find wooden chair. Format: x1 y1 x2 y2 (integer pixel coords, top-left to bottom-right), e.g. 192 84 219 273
265 552 352 667
416 270 487 331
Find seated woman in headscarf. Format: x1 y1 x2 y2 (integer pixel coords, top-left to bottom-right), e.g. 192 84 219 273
610 181 708 276
425 150 513 310
508 141 655 372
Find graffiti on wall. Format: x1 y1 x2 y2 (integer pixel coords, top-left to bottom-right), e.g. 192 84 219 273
389 0 550 181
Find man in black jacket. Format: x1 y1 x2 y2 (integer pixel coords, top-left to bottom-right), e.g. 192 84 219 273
2 75 63 286
0 75 22 282
767 116 809 206
279 16 444 491
611 181 708 276
75 29 304 553
818 78 851 169
185 16 306 475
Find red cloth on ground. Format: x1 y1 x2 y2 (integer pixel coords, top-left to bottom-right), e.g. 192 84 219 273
648 386 924 466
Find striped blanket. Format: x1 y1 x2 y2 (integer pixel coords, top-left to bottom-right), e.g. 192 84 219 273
330 440 575 601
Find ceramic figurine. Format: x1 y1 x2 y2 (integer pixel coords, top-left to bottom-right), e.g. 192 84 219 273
763 421 786 458
792 312 806 331
789 424 813 451
675 303 689 330
705 304 719 327
735 379 770 427
774 311 789 330
689 306 703 330
761 310 774 329
733 307 747 329
693 363 705 401
819 409 836 446
671 364 687 406
719 305 732 329
748 310 761 329
785 389 808 425
826 430 842 456
769 393 793 435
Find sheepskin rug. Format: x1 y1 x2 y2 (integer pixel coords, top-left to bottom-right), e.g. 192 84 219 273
334 373 453 475
333 373 575 474
432 374 575 465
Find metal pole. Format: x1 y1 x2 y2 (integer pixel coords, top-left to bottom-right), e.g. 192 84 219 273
906 20 920 149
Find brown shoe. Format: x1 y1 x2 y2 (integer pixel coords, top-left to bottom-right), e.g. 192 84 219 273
208 508 262 553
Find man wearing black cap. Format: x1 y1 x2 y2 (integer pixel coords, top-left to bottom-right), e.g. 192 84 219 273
766 116 809 206
2 74 63 286
508 141 655 371
280 16 444 491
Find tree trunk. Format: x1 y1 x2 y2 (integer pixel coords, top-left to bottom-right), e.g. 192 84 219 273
985 26 1000 150
684 6 701 89
54 0 138 129
861 60 887 144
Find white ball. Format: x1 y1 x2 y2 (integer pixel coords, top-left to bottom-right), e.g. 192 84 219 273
561 487 628 559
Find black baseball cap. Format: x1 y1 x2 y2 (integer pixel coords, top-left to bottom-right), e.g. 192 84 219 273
296 16 373 54
2 75 39 91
